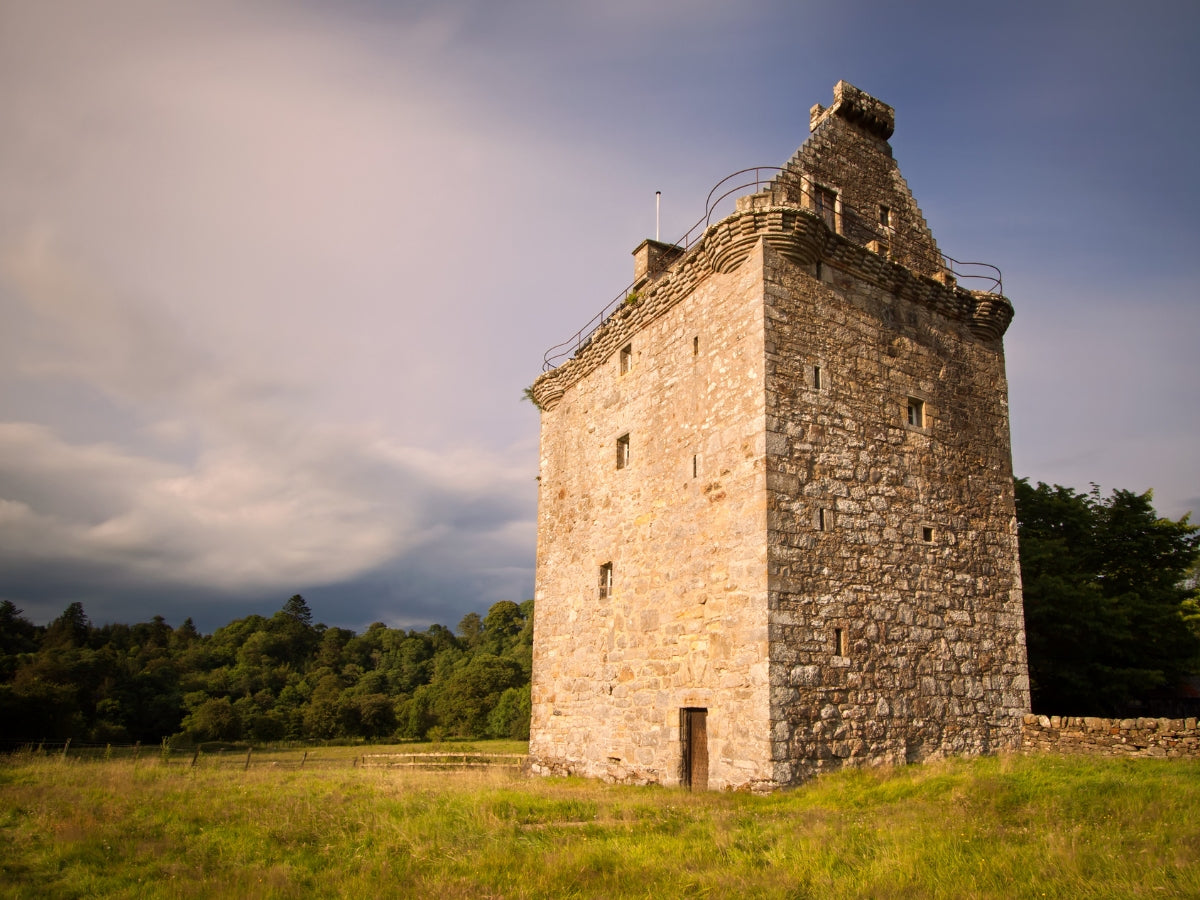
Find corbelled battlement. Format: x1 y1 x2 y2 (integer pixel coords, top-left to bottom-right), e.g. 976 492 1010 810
532 199 1013 412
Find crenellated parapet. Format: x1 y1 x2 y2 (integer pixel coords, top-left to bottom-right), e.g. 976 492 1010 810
533 198 1013 412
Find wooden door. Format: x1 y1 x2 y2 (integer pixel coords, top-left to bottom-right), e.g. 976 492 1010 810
680 708 708 791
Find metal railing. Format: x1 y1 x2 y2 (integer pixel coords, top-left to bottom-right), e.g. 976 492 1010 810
683 166 786 249
539 167 784 372
541 168 1003 371
940 255 1003 294
540 283 639 373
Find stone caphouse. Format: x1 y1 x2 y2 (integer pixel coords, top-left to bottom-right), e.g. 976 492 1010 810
528 82 1030 790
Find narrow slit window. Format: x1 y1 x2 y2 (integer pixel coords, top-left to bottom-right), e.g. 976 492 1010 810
818 507 831 532
879 205 891 228
693 335 699 356
692 455 698 478
599 562 613 599
616 433 630 469
907 397 925 428
834 627 846 656
813 365 822 389
619 344 632 375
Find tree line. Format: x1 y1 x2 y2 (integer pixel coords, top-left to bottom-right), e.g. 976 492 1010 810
0 595 533 746
1 478 1198 746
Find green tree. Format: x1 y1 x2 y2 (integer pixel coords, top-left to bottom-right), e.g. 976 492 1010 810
457 612 483 649
0 601 39 657
433 653 525 737
303 673 344 739
1016 480 1200 714
480 601 523 656
182 697 240 743
281 594 313 628
397 684 437 740
0 602 39 681
1182 558 1200 670
0 676 80 740
340 692 396 738
44 601 90 649
487 684 531 739
170 617 200 650
315 626 355 669
378 633 434 694
273 596 319 666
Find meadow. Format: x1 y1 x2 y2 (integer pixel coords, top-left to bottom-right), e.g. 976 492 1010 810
1 744 1197 899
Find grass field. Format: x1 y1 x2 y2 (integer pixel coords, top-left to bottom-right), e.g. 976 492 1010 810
1 744 1197 899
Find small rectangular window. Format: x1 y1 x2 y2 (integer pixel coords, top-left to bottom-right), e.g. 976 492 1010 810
599 562 613 599
879 205 890 228
813 365 822 389
907 397 925 428
619 344 632 374
616 433 630 469
922 526 934 543
817 507 831 532
834 627 846 656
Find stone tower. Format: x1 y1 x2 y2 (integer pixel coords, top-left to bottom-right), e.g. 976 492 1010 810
528 81 1030 790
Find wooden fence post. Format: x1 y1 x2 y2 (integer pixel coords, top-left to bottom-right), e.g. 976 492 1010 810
244 747 253 771
60 739 71 762
191 748 200 768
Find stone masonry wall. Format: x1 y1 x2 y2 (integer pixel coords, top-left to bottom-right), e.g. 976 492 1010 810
529 240 774 791
763 238 1030 785
757 84 1029 784
1022 715 1200 758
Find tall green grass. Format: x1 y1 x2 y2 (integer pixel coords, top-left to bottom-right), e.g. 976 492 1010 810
1 747 1196 898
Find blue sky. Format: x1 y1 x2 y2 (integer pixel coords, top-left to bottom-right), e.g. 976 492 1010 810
2 0 1198 632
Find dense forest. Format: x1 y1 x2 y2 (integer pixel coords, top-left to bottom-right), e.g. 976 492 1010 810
0 595 532 746
2 479 1198 746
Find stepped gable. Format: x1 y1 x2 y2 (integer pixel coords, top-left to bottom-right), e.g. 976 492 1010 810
770 79 942 278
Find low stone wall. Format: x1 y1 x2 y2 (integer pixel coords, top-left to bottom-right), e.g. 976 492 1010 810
1022 714 1200 758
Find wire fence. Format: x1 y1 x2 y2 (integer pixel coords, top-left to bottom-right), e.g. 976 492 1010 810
0 739 529 773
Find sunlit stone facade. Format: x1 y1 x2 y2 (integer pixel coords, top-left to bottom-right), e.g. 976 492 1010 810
529 82 1030 790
